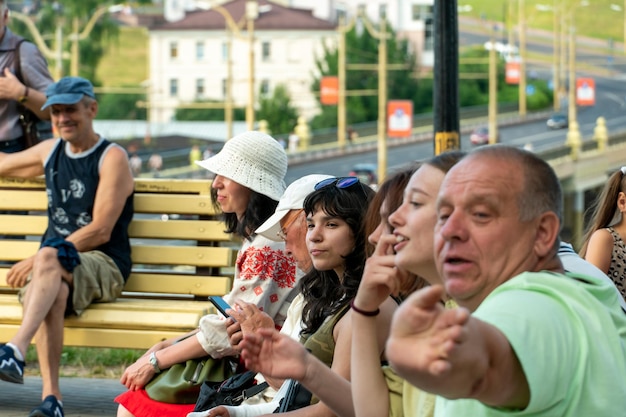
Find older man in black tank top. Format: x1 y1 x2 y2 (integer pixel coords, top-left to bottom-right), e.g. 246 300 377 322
0 76 134 417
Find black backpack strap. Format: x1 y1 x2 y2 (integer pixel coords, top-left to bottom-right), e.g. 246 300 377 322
13 38 26 82
240 381 269 401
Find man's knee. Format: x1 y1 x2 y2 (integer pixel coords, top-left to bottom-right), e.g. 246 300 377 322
34 247 62 269
33 247 72 281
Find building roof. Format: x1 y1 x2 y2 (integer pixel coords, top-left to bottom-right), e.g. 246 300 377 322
150 0 336 32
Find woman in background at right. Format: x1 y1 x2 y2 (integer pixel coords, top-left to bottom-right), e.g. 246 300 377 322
579 166 626 300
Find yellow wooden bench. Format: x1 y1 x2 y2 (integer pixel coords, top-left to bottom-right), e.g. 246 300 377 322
0 177 237 349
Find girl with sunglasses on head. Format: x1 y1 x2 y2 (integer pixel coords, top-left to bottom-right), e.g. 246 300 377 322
190 175 382 417
237 152 465 417
116 131 299 417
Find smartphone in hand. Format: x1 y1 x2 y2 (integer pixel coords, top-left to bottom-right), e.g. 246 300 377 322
209 296 236 321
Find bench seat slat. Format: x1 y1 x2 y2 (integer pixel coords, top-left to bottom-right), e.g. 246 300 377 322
122 273 232 296
0 325 191 349
0 297 207 329
0 270 232 297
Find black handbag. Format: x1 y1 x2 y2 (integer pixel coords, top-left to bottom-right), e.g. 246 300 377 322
13 39 52 148
273 379 312 413
193 370 269 412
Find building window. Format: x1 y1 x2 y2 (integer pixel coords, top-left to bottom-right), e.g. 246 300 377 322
222 42 229 62
379 4 387 18
169 79 178 97
169 41 178 59
412 5 433 22
424 16 434 51
260 79 270 96
196 41 204 60
412 5 434 51
196 79 205 97
262 41 271 62
222 79 227 98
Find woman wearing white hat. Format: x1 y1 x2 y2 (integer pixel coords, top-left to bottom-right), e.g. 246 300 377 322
116 131 298 417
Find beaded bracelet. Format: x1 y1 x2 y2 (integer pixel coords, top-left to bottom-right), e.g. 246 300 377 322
350 299 380 317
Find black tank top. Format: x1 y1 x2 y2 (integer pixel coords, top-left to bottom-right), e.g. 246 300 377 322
43 138 133 280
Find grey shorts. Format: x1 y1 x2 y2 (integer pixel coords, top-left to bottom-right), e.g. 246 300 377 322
18 250 125 316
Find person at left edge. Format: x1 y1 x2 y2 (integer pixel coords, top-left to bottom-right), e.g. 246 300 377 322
0 0 54 153
0 76 134 417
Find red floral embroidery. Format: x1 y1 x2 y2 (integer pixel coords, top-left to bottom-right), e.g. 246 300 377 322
254 286 263 295
270 294 278 303
236 246 296 288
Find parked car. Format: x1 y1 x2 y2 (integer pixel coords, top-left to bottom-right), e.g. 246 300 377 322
547 113 568 129
469 126 499 146
349 163 378 188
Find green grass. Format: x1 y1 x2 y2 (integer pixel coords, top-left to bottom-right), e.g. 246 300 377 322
96 26 149 87
460 0 625 46
25 346 143 378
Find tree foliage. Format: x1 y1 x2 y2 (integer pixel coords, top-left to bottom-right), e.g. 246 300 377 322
8 0 151 84
96 92 147 120
174 101 246 122
257 84 299 136
310 21 422 130
458 47 552 110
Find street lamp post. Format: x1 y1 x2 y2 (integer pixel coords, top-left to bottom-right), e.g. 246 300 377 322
518 0 527 117
210 0 258 133
488 24 498 144
433 0 460 153
565 23 582 158
337 15 356 149
563 1 592 158
69 5 116 77
552 0 560 111
246 0 258 131
357 12 389 182
535 2 562 111
9 10 70 77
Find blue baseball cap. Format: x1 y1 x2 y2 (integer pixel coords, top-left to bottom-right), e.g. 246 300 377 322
41 76 96 110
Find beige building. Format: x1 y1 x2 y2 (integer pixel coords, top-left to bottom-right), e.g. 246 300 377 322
148 0 336 123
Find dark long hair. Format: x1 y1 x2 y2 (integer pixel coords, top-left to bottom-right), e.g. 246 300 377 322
299 180 375 337
211 187 278 240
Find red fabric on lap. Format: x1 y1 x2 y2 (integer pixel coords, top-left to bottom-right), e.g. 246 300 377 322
115 388 195 417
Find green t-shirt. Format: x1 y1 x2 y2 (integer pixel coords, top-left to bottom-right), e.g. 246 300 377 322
435 271 626 416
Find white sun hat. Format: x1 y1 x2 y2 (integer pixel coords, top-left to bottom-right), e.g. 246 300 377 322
255 174 333 241
195 131 288 201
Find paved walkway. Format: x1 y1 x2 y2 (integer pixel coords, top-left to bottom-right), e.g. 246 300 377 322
0 376 124 417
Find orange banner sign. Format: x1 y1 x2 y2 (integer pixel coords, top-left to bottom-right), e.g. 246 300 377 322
505 62 520 84
576 78 595 106
387 100 413 138
320 76 339 105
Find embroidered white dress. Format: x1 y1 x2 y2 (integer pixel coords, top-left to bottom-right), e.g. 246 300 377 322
197 234 299 357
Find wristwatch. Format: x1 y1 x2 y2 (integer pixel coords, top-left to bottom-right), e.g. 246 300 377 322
149 351 161 374
18 86 29 104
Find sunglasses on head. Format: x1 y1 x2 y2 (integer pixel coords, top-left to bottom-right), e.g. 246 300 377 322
314 176 360 191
